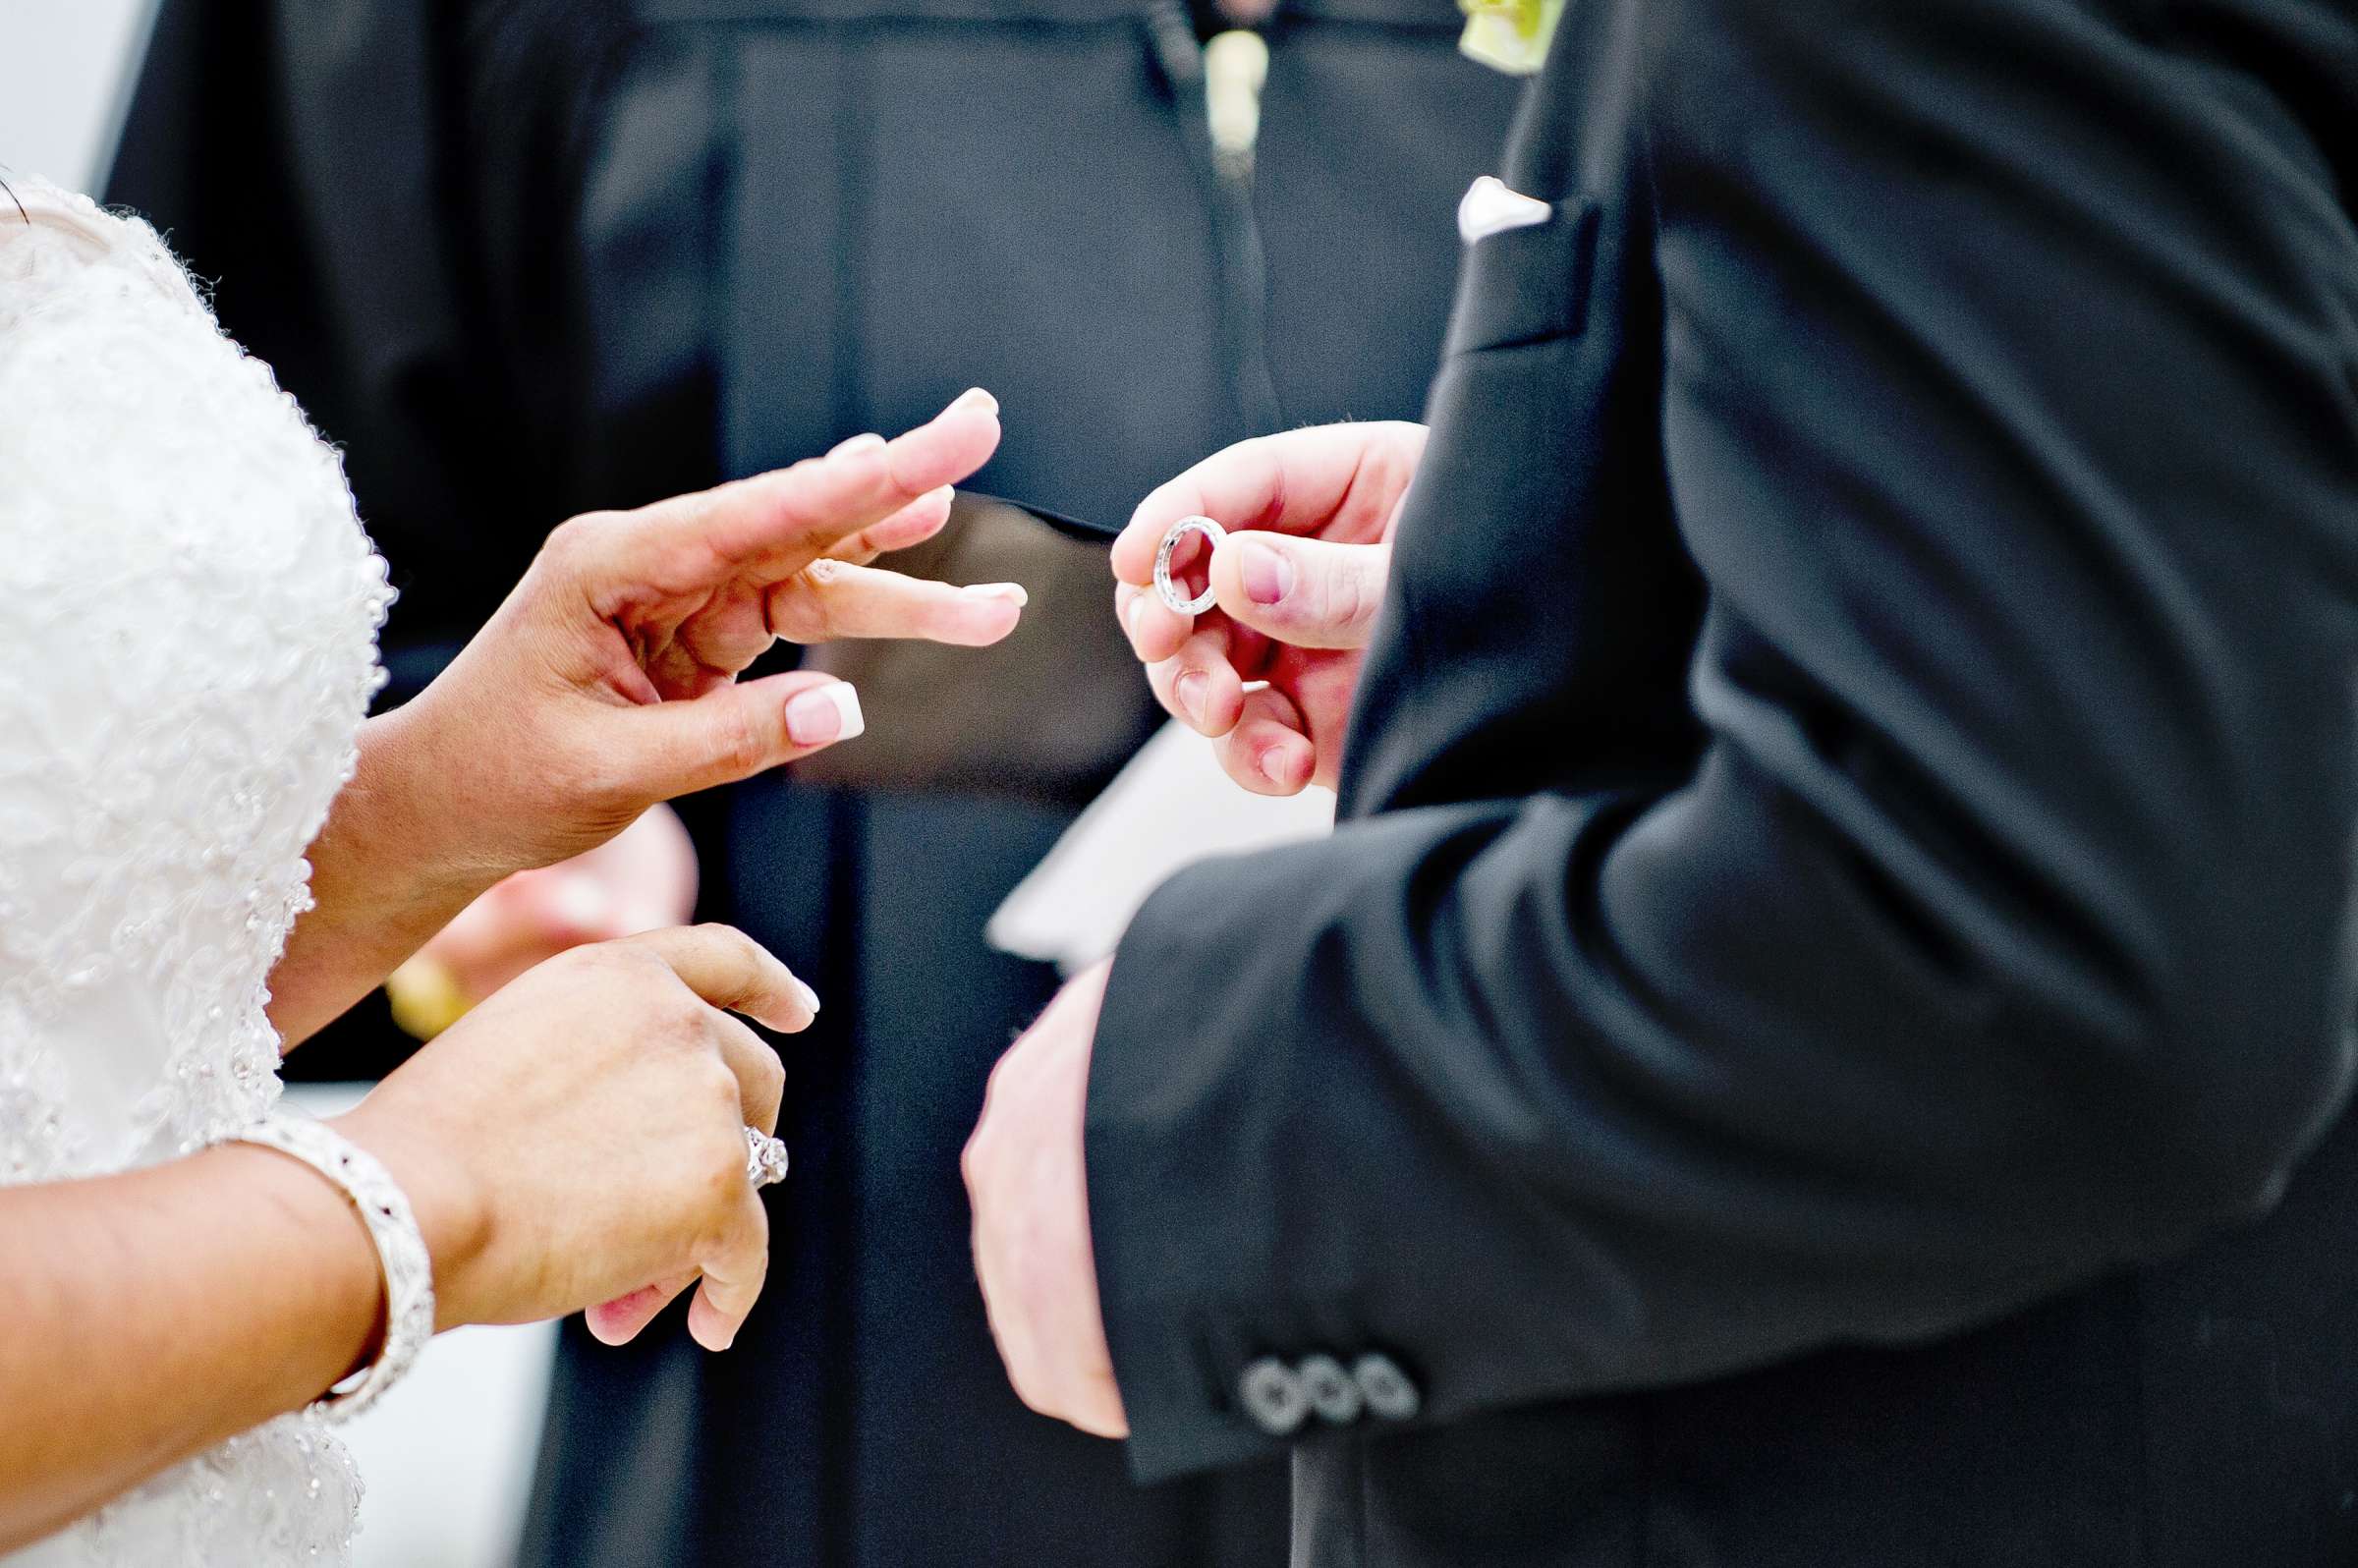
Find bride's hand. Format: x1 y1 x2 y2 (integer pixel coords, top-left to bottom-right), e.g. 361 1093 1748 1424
335 924 808 1350
395 388 1023 879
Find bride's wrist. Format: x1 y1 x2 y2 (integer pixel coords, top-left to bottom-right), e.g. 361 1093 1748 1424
351 703 515 904
267 700 531 1045
196 1142 391 1387
330 1104 492 1334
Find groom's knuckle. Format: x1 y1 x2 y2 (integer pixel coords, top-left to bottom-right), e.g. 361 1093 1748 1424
1306 555 1359 634
1329 558 1371 632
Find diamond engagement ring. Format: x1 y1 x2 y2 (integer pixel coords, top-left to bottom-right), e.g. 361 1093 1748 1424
744 1127 790 1188
1153 514 1228 615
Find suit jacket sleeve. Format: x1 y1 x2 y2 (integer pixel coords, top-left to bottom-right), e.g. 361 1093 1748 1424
1087 0 2358 1483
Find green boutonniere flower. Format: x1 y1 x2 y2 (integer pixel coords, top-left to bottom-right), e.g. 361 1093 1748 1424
1457 0 1566 76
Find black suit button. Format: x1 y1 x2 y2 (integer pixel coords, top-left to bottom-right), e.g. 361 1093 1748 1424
1352 1352 1422 1422
1239 1357 1311 1435
1298 1354 1364 1424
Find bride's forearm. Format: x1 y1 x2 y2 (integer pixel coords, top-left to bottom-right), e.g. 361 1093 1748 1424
0 1148 384 1551
268 703 501 1047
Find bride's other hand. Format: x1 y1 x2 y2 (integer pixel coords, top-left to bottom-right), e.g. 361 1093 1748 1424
394 806 700 1034
337 924 809 1351
401 387 1021 878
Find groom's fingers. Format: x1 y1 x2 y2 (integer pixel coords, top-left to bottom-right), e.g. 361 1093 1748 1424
1111 421 1426 588
1117 581 1196 666
1210 534 1390 651
687 1188 771 1352
1111 429 1343 585
1147 626 1246 737
1116 514 1219 667
1216 686 1317 796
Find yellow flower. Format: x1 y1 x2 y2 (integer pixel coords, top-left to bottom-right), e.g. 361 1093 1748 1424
1457 0 1566 76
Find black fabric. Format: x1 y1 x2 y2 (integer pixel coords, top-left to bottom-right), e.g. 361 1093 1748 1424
106 4 1518 1564
1087 0 2358 1562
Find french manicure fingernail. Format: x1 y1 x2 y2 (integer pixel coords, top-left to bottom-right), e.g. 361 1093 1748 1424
949 386 999 418
1176 670 1208 724
828 431 886 458
789 976 822 1016
962 582 1029 606
1239 538 1294 606
786 683 865 747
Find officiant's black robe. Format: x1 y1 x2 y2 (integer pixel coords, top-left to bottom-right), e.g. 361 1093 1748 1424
106 3 1517 1564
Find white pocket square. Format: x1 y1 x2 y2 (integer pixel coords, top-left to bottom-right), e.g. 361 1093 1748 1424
1457 175 1553 245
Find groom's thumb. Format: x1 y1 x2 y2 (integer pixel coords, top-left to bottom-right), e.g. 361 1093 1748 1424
625 672 866 796
1209 534 1390 650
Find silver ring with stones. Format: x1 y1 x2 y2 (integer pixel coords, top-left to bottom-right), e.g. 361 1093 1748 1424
1153 514 1228 615
745 1127 790 1188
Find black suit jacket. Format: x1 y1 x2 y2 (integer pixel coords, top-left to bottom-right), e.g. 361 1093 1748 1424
1088 1 2358 1562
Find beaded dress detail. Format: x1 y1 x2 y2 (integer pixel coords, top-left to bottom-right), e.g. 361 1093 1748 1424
0 179 393 1565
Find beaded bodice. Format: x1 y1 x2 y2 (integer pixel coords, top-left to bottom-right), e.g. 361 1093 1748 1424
0 180 392 1565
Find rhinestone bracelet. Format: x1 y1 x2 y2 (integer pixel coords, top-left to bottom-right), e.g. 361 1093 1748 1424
219 1113 436 1423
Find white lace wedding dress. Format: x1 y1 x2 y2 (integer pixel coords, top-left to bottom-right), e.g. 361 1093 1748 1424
0 179 394 1564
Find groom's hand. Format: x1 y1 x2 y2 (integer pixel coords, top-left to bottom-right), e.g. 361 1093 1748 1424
1111 421 1424 796
964 963 1129 1439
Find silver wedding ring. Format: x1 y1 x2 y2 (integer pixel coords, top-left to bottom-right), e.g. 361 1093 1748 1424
744 1127 790 1188
1153 514 1228 615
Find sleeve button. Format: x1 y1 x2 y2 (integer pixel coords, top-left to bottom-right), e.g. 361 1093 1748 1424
1239 1357 1312 1436
1352 1352 1422 1422
1298 1354 1364 1425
